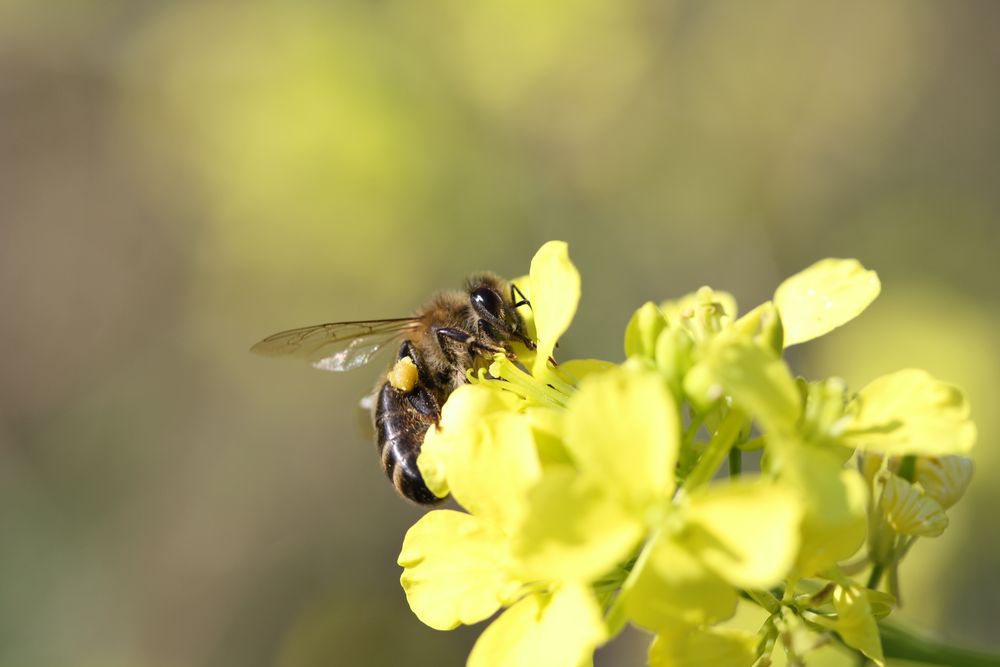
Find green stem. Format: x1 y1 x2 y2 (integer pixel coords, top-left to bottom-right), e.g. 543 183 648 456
879 619 1000 667
898 455 917 482
866 564 884 591
728 446 742 477
682 410 745 492
744 588 780 613
683 411 704 448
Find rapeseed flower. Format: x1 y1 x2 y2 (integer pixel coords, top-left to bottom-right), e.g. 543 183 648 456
396 243 977 667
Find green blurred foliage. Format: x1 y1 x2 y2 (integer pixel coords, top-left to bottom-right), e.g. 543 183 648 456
0 1 997 665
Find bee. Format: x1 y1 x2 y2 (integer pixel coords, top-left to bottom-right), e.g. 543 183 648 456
251 273 535 505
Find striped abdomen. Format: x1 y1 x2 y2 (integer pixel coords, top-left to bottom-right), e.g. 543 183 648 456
373 381 441 505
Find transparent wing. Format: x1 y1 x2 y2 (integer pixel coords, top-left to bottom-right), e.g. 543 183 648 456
250 317 421 372
307 336 391 372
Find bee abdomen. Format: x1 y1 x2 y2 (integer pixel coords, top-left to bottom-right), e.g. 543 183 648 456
374 382 441 505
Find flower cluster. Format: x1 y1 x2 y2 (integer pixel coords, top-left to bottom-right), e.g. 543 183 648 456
397 242 976 667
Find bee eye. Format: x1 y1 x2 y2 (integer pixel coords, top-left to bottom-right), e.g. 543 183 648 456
471 287 504 319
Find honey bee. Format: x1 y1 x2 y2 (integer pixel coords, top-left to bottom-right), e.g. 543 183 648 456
251 273 535 505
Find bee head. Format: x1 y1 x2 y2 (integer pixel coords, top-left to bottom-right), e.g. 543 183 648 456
467 273 536 351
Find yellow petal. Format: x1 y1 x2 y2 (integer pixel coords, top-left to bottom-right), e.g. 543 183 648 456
844 369 977 456
416 425 451 498
398 510 520 631
505 275 539 368
775 258 880 347
832 585 885 666
510 274 537 341
524 406 571 466
514 468 645 583
770 444 868 576
468 584 607 667
880 474 948 538
417 384 541 529
446 411 542 534
622 533 738 630
565 365 680 512
417 384 523 498
649 626 758 667
554 358 617 384
681 480 802 589
529 241 581 377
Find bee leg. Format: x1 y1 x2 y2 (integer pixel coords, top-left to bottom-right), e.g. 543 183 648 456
473 320 513 358
397 340 419 362
510 283 531 310
434 327 473 367
395 341 443 425
515 332 536 351
406 386 441 425
435 326 504 359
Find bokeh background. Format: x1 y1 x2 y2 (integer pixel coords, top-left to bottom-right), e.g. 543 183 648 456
1 1 998 665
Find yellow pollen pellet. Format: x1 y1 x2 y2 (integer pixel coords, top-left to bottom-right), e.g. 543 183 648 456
388 357 419 393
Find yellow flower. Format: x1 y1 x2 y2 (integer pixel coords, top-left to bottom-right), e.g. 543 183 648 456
392 244 978 667
516 364 804 629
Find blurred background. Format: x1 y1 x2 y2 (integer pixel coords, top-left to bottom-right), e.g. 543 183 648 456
1 1 998 665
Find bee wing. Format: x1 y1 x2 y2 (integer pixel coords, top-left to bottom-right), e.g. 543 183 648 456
250 317 421 372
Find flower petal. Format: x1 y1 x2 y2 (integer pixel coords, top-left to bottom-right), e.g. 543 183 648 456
843 369 977 456
416 425 453 499
770 444 868 576
514 468 645 583
510 274 537 341
775 258 880 347
554 358 617 383
398 510 520 630
649 626 758 667
832 585 885 667
681 480 802 589
468 584 607 667
529 241 581 377
418 384 523 499
446 411 542 534
623 533 738 630
565 365 680 511
417 383 541 534
521 405 573 467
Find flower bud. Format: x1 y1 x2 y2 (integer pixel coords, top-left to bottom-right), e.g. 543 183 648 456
624 301 668 360
879 473 948 538
915 456 974 509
